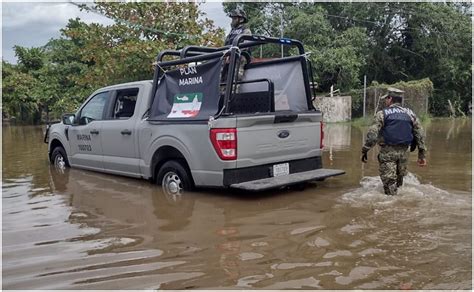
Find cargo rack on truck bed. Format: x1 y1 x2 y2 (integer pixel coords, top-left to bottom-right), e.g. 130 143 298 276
148 35 319 121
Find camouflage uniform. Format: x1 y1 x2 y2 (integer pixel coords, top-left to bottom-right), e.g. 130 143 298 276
362 103 427 195
221 24 252 94
224 24 252 47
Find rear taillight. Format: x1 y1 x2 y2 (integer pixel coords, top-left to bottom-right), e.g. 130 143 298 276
320 121 324 149
210 128 237 160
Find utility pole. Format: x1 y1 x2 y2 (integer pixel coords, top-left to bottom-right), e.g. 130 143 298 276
363 75 366 118
374 88 378 115
280 5 284 57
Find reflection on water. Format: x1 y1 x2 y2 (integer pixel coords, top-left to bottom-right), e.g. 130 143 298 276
323 118 472 192
336 173 472 289
324 123 352 151
2 119 472 289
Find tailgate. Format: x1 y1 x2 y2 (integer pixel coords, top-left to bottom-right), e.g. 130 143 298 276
235 112 322 168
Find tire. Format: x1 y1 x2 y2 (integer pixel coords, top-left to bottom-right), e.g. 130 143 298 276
51 146 70 172
156 160 194 195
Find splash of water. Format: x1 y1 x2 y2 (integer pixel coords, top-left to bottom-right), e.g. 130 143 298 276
338 172 464 208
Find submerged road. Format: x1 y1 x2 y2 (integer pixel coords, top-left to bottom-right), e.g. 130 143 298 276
2 118 471 289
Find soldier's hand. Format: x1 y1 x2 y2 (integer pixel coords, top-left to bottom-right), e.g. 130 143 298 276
417 158 427 167
361 151 368 163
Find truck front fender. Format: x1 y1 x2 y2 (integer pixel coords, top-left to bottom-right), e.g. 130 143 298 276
48 126 71 158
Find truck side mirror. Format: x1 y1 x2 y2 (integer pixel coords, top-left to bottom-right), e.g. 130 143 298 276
62 114 76 125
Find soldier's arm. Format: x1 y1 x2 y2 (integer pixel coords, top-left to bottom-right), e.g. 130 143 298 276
412 117 427 160
362 111 384 152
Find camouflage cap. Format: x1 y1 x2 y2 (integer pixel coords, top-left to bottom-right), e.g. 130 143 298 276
380 87 405 100
228 8 248 23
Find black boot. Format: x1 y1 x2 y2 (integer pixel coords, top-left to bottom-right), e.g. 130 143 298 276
397 176 403 187
384 184 397 196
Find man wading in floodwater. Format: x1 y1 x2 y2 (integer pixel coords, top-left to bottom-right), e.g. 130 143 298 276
361 89 427 195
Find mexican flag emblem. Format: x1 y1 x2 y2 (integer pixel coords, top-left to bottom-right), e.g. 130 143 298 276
167 93 203 118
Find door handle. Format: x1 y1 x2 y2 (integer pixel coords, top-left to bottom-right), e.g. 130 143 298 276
90 129 99 135
121 129 132 135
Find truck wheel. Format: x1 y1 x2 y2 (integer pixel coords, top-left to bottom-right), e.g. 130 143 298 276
157 160 193 195
51 146 70 172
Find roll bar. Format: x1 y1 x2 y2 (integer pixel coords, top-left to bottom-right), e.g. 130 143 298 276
157 51 227 68
149 50 181 110
150 35 310 116
180 46 230 59
148 50 229 111
156 49 180 63
223 35 305 114
232 35 305 55
180 35 305 59
156 49 204 62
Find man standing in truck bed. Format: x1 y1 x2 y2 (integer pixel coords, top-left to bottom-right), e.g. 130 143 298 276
225 8 252 47
221 8 252 91
361 89 427 195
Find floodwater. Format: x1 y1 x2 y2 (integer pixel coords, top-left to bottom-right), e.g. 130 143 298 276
2 118 471 289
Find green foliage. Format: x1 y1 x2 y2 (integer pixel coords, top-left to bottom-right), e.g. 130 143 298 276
223 2 367 91
2 2 470 123
366 78 434 100
352 112 432 129
2 60 40 123
223 2 286 37
351 116 373 128
347 88 364 118
287 7 367 91
350 78 434 118
418 112 432 124
14 46 45 71
322 2 471 116
2 2 224 124
223 2 471 116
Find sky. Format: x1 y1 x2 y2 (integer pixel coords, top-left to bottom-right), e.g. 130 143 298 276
1 1 230 64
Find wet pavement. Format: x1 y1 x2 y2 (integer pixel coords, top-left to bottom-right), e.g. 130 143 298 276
2 118 472 289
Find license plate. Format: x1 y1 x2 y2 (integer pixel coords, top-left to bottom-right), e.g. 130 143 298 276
273 163 289 177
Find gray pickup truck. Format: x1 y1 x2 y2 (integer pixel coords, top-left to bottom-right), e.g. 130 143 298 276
45 35 344 194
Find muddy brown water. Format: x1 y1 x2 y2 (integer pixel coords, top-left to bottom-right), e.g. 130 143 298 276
2 118 471 289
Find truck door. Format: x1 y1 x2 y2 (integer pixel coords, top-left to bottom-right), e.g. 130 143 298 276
100 87 140 176
68 91 109 171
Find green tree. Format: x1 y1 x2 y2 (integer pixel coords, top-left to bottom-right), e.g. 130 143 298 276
223 2 471 114
285 4 367 91
2 2 224 123
316 2 471 115
223 2 367 91
2 43 83 123
2 47 51 123
14 46 44 71
66 2 224 91
2 60 40 123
